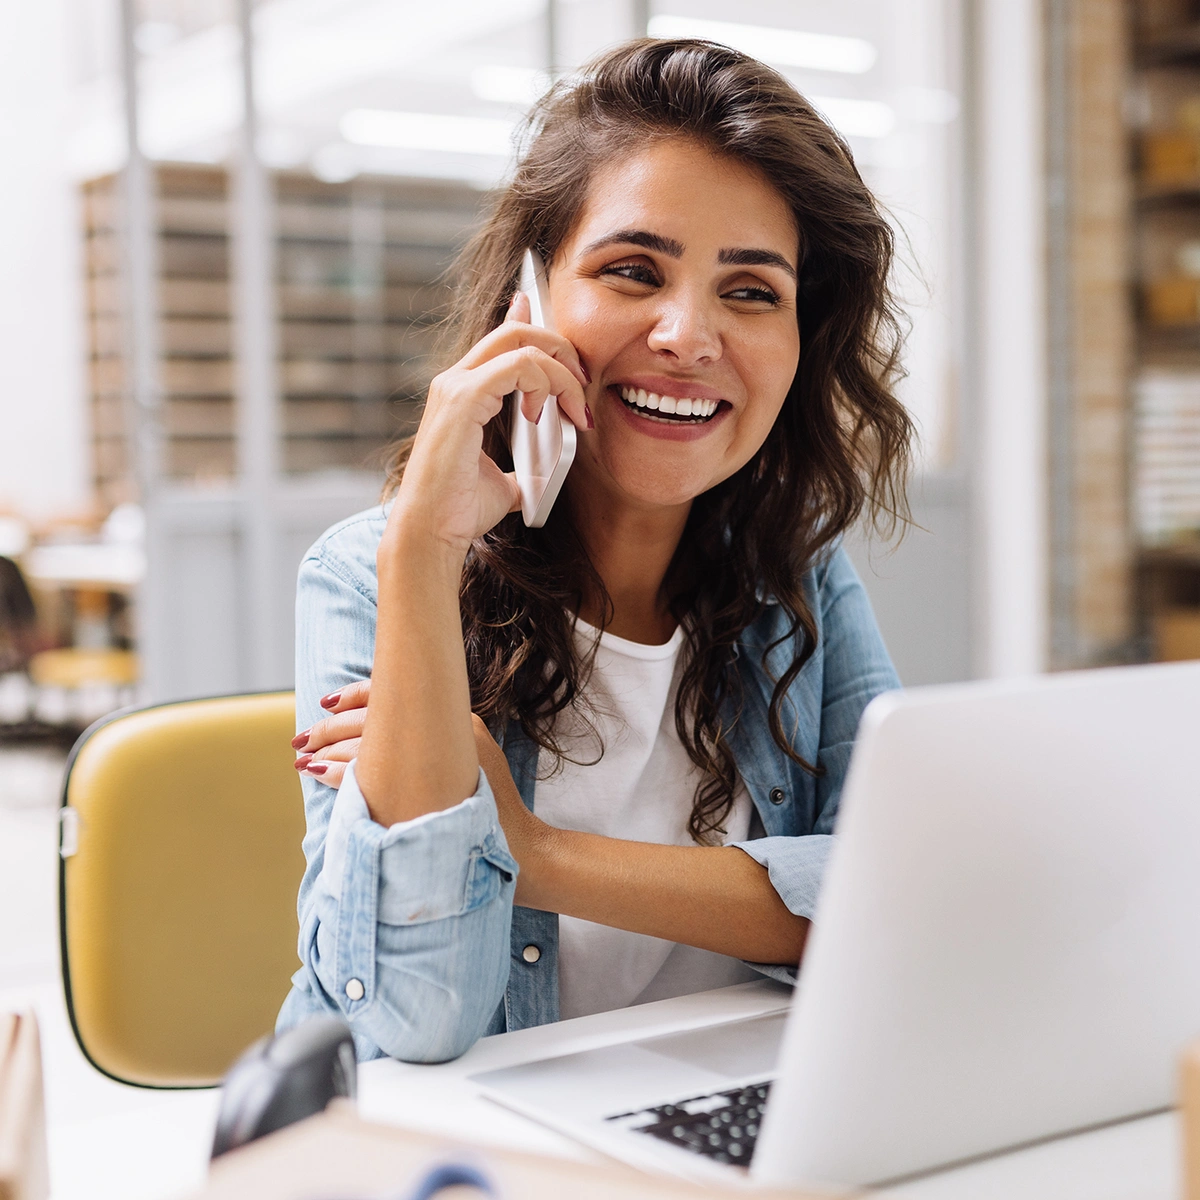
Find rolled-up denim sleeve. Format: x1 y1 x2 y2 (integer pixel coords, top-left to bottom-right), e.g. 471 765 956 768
736 834 832 923
279 521 517 1063
733 548 899 925
301 760 517 1063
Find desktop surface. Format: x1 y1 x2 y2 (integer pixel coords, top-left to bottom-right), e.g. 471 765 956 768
354 981 1180 1200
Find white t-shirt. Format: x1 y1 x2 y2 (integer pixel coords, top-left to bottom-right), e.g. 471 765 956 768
534 617 757 1020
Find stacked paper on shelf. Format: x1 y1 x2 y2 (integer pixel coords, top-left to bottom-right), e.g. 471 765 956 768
1134 370 1200 543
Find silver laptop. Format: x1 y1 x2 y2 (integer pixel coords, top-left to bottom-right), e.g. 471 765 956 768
472 661 1200 1189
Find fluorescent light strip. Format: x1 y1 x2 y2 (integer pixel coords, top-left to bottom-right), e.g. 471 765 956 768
340 109 516 156
810 96 896 139
647 15 876 74
471 64 550 106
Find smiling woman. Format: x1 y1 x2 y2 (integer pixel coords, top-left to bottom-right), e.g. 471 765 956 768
279 38 913 1064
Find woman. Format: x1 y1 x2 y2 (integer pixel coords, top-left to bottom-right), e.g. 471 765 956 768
279 37 912 1063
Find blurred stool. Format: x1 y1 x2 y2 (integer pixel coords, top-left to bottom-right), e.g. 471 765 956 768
28 647 140 727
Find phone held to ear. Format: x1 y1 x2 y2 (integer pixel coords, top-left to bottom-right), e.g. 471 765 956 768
511 248 578 528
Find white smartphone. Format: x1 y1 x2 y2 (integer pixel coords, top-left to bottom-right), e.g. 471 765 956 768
510 248 578 528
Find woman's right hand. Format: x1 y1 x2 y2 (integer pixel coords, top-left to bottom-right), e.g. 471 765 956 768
386 291 590 558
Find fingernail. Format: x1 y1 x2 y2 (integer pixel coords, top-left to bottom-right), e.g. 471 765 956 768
293 753 313 771
580 362 591 385
319 691 341 710
291 729 310 750
585 404 595 430
304 762 328 776
534 405 543 425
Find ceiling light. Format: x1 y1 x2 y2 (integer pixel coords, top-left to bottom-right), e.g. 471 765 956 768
647 15 876 74
471 65 550 106
311 144 360 183
810 96 896 140
340 109 516 156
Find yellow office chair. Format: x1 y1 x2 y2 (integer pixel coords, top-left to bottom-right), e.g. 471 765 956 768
59 693 306 1087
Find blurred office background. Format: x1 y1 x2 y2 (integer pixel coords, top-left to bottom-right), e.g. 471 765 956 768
2 0 1199 729
5 3 1200 1197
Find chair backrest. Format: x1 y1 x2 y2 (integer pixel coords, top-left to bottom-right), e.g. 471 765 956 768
59 693 306 1087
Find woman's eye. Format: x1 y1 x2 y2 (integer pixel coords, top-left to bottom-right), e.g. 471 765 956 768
726 285 780 305
600 261 659 286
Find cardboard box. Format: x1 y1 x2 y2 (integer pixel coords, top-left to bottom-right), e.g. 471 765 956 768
1145 277 1200 326
0 1014 49 1200
196 1104 847 1200
1155 607 1200 660
1143 131 1200 186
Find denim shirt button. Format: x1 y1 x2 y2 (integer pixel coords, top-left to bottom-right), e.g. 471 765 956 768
769 787 786 806
521 945 542 964
344 978 365 1001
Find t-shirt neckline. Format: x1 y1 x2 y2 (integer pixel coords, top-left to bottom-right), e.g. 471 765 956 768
572 614 684 662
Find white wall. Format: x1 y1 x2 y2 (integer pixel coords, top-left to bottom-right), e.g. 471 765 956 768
0 0 90 521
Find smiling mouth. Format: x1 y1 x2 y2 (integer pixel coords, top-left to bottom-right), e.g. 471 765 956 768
615 385 726 424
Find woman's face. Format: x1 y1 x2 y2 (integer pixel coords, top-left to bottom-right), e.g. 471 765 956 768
549 137 801 514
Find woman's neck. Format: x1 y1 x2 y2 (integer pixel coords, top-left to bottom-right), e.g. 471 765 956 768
570 491 691 645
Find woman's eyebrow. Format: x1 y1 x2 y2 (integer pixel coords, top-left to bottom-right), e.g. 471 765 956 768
582 229 685 257
717 247 797 281
582 230 797 282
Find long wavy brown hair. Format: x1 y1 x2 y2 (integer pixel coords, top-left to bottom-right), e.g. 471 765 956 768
384 38 913 841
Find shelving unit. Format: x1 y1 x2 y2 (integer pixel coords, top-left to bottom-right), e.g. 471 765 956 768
82 164 481 506
1129 0 1200 659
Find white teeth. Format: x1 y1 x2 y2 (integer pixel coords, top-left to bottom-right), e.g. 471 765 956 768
618 386 720 420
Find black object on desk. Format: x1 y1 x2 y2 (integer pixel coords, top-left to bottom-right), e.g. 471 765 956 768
211 1016 356 1159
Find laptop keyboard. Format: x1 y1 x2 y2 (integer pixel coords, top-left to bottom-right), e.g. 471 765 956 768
606 1081 772 1165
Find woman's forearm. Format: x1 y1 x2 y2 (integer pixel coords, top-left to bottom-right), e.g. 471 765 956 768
354 519 479 826
523 828 809 966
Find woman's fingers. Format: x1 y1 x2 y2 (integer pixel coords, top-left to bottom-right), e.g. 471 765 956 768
506 291 531 325
319 678 370 713
459 315 589 392
471 346 589 431
297 758 347 788
295 737 361 789
294 706 367 754
292 682 370 789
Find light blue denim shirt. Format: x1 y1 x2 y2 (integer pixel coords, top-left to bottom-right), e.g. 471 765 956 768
277 505 900 1063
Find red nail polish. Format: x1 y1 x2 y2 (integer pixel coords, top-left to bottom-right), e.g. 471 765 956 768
534 405 543 425
319 691 341 710
291 730 310 750
585 404 595 430
305 762 328 776
580 363 591 385
294 753 313 771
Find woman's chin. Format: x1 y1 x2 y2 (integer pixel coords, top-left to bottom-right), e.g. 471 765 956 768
597 468 711 512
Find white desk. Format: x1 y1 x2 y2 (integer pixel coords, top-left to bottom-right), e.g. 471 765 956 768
357 980 1180 1200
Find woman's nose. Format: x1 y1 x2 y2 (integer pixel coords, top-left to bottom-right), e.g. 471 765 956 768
645 294 723 365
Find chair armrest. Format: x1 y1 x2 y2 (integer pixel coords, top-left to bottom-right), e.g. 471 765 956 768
1183 1039 1200 1200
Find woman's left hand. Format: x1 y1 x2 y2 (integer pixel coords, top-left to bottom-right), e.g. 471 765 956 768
294 688 551 894
292 680 371 789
